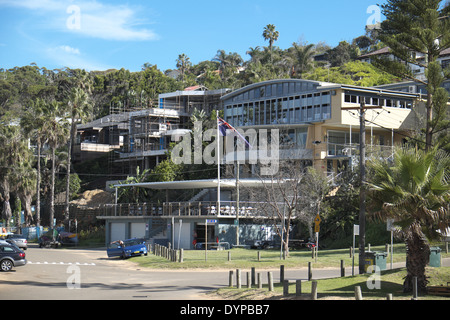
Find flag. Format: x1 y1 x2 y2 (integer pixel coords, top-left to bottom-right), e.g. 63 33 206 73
217 117 252 148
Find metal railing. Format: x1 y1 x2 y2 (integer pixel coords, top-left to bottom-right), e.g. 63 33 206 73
100 201 276 218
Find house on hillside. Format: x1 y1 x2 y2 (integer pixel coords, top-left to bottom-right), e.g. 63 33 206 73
97 78 423 249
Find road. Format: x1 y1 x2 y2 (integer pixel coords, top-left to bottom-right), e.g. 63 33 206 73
1 244 448 300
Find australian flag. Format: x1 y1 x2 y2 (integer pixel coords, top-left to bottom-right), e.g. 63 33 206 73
217 117 252 148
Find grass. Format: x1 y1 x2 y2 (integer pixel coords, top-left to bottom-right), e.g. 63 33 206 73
211 267 450 300
130 244 414 270
127 243 449 300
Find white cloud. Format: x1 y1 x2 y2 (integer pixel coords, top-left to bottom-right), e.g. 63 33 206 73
57 45 80 55
0 0 159 41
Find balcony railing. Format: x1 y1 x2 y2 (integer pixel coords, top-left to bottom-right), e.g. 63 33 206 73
100 201 281 219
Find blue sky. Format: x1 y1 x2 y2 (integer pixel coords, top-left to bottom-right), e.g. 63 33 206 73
0 0 385 72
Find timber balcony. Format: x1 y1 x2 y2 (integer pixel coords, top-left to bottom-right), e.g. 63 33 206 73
99 201 273 219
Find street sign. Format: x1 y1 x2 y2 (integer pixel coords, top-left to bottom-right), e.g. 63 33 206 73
314 214 322 225
207 219 217 224
314 224 320 233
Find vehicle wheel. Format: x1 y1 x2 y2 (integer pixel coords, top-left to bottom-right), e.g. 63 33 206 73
0 259 13 272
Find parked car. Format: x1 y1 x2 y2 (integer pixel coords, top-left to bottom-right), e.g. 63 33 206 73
107 238 148 259
0 243 26 271
6 234 27 250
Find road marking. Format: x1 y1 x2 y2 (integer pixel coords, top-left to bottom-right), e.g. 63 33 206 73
28 261 96 266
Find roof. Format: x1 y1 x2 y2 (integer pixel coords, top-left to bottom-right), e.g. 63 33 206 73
112 178 276 190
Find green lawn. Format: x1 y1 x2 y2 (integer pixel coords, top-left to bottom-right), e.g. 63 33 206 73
128 243 449 300
211 267 450 300
130 244 414 270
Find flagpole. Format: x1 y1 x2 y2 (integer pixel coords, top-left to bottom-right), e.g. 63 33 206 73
216 110 221 216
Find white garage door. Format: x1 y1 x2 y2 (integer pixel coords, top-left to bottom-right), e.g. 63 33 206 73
130 223 146 239
174 221 191 249
110 222 126 242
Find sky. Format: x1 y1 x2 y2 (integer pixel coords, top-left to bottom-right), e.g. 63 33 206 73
0 0 386 72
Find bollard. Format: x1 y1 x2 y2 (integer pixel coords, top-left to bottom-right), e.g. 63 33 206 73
268 272 274 291
387 293 393 300
228 251 231 261
349 246 353 258
280 265 284 284
283 280 290 296
251 267 256 287
257 251 261 262
179 248 184 263
247 272 251 288
355 286 363 300
340 260 345 277
311 281 318 300
412 276 418 300
308 262 312 281
229 270 234 287
236 269 241 289
257 273 262 289
296 280 302 296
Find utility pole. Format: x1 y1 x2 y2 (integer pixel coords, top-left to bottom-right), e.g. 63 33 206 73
342 99 382 274
358 100 366 275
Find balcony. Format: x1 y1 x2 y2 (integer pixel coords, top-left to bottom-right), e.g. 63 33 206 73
99 201 282 219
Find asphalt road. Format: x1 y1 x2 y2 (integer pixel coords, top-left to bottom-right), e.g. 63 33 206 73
1 244 448 300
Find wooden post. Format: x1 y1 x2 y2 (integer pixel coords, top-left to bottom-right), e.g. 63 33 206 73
283 280 290 296
247 272 251 288
268 272 274 291
229 270 234 287
341 260 345 277
308 262 312 281
179 249 184 263
257 273 262 289
311 281 318 300
296 280 302 296
228 251 231 261
251 267 256 287
387 293 393 300
236 269 241 289
280 265 284 284
257 251 261 262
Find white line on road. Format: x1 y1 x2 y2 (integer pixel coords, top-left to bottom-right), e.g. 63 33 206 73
28 261 96 266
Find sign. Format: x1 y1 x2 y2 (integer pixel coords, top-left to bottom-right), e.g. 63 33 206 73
314 214 322 225
354 224 359 236
387 219 394 232
314 224 320 233
207 219 217 224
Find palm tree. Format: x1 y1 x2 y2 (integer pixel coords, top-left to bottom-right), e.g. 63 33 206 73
64 87 92 225
213 50 243 86
44 100 69 229
288 43 316 78
368 147 450 293
262 24 279 63
20 98 48 228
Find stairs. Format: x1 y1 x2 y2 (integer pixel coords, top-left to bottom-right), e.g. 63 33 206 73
188 189 209 202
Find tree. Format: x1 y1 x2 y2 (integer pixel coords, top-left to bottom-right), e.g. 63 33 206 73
44 100 69 229
262 24 279 63
64 87 92 225
20 98 48 228
176 53 192 83
374 0 450 151
368 147 450 293
287 42 316 78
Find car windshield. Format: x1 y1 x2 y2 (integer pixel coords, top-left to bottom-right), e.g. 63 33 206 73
123 239 143 247
9 235 24 239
